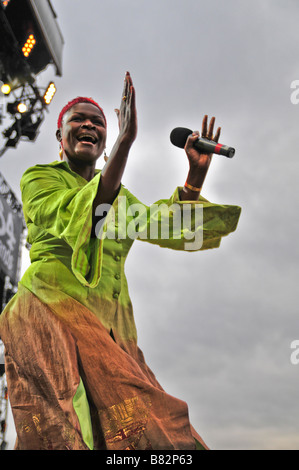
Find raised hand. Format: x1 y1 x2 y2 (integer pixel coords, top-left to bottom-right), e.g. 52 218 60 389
114 71 137 147
96 72 138 206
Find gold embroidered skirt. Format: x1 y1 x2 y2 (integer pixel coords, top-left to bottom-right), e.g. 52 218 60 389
0 285 208 450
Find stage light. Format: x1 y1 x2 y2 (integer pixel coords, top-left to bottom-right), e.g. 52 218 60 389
17 102 27 113
43 82 56 105
1 83 11 95
22 33 36 58
7 101 27 114
3 0 64 78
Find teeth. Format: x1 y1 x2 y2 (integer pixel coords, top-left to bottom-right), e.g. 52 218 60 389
77 134 97 143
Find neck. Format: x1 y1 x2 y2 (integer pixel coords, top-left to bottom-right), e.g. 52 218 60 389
64 156 97 181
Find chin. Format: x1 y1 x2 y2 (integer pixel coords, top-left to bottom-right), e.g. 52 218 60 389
65 151 97 167
75 147 102 161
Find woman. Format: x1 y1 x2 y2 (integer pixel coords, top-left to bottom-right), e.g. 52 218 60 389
0 72 241 450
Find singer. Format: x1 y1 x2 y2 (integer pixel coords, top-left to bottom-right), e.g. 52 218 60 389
0 72 241 450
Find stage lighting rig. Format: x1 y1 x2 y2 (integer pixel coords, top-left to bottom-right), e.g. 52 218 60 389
0 81 55 156
0 0 64 91
0 0 64 156
43 81 56 105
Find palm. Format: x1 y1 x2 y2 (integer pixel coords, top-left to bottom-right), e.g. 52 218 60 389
115 72 137 145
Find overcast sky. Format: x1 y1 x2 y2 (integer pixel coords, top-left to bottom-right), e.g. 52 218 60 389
1 0 299 450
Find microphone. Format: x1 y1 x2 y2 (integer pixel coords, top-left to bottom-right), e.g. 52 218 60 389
170 127 235 158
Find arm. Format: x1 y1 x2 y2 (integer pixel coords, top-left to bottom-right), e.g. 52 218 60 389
93 72 137 209
179 115 221 201
122 185 241 252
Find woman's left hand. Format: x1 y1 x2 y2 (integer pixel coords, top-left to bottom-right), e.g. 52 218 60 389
184 115 221 171
180 115 221 201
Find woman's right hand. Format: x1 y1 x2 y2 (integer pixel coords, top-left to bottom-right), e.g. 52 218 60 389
96 72 137 207
114 71 137 147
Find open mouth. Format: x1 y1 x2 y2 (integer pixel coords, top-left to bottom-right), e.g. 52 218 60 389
77 133 98 145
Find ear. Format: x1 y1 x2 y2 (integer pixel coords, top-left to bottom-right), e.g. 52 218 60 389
56 129 62 142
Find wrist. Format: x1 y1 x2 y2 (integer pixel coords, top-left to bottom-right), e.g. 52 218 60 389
185 169 206 192
184 181 202 192
116 134 134 151
109 135 132 162
180 184 200 201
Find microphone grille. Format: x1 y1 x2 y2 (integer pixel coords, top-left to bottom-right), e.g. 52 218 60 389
170 127 193 149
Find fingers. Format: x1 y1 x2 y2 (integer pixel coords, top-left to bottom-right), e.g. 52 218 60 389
184 130 199 150
116 72 137 141
121 72 133 105
214 126 221 143
201 115 208 137
121 72 129 100
201 115 221 142
118 72 136 125
116 72 132 128
202 115 214 139
129 84 135 108
207 117 215 139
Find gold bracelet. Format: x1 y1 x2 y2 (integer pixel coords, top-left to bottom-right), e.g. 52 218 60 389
184 182 202 192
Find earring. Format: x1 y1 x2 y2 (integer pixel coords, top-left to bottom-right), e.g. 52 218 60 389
59 146 63 160
104 149 108 162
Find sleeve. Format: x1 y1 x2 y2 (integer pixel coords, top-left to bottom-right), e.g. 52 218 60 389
20 165 111 288
122 186 241 251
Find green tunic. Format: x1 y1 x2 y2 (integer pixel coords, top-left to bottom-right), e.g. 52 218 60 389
0 160 241 450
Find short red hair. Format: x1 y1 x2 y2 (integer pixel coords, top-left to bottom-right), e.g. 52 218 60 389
57 97 106 129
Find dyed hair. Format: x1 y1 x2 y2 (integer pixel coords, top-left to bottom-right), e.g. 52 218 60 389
57 97 106 129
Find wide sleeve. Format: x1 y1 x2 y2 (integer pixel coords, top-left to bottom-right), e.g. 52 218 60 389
122 186 241 251
20 165 110 288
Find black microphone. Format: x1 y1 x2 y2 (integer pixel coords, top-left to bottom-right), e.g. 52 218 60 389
170 127 235 158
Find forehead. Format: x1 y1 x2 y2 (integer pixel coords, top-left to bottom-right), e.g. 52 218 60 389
63 102 105 122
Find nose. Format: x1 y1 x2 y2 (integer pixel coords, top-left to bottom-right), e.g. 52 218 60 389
81 119 95 128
